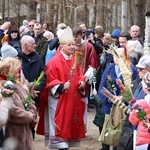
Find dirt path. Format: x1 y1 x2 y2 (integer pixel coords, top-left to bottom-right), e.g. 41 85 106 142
34 108 101 150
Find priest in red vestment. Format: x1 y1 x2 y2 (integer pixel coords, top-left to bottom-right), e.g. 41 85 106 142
37 26 85 150
72 26 99 132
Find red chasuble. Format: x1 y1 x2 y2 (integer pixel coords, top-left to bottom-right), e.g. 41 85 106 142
37 51 85 141
76 42 99 74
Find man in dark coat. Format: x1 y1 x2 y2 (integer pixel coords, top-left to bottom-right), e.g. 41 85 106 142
20 35 46 109
20 35 46 139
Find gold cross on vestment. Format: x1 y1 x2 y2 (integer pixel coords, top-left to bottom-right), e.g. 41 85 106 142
73 114 78 122
74 92 78 97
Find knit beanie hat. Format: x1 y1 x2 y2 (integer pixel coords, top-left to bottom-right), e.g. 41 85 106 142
1 45 18 59
111 29 120 38
22 19 28 26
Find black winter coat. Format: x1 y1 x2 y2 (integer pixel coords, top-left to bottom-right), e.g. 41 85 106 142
19 52 46 108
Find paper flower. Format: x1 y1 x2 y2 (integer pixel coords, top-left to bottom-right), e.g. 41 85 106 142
129 98 147 121
100 87 130 114
1 81 14 98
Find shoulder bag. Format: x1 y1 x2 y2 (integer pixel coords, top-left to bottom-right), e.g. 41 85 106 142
98 104 125 147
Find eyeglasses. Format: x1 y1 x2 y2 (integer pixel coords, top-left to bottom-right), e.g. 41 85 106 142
29 25 34 27
138 68 144 71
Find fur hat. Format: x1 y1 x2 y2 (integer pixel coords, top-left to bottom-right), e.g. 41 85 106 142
111 29 120 38
136 55 150 70
1 45 18 59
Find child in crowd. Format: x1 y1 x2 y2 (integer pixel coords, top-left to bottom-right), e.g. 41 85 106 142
102 33 111 50
92 88 105 135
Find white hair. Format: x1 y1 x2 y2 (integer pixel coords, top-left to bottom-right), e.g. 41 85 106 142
127 40 143 58
43 31 54 39
130 25 140 31
20 35 34 46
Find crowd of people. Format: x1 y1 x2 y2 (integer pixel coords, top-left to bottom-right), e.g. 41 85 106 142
0 18 149 150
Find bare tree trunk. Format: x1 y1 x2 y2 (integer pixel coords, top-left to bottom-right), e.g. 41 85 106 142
2 0 5 22
17 0 20 28
112 3 117 29
7 0 9 17
74 6 77 26
68 0 75 27
36 3 41 23
54 0 59 30
143 0 150 54
106 2 112 32
26 0 30 21
60 0 63 23
117 3 121 29
40 2 44 23
74 4 84 26
62 0 67 24
121 0 128 32
91 0 97 29
101 0 105 29
134 0 145 38
128 0 131 26
47 0 55 32
103 0 109 32
26 0 37 21
84 0 89 27
146 0 150 13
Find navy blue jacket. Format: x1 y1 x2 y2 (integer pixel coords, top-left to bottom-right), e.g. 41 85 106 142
98 63 137 114
134 81 146 100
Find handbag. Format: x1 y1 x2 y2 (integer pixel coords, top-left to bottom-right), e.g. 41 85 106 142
98 105 125 147
118 126 133 149
118 115 133 150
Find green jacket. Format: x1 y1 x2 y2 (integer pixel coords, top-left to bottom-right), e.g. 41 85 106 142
36 35 48 62
93 94 105 127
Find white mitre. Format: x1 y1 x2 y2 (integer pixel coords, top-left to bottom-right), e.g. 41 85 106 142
57 26 74 45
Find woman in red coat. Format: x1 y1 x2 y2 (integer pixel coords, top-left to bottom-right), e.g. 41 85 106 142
129 72 150 150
